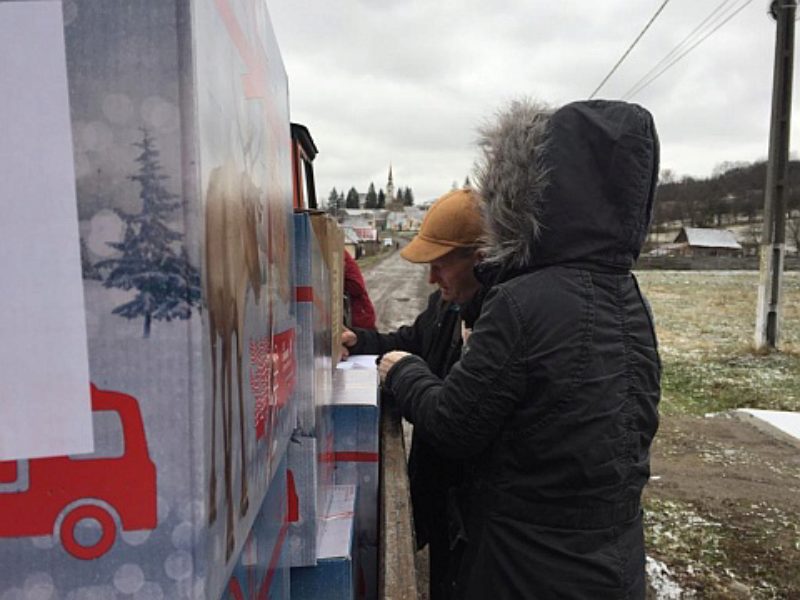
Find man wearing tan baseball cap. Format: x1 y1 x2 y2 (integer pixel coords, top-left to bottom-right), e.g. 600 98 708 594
399 187 483 304
341 187 485 600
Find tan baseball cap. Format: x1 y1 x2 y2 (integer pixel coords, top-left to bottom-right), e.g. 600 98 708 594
400 188 484 263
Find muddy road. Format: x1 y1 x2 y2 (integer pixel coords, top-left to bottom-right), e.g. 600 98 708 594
361 247 434 332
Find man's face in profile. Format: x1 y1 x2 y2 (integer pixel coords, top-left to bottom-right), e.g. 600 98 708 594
427 249 480 304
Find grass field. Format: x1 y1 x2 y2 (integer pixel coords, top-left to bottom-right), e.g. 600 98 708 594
635 270 800 416
636 270 800 598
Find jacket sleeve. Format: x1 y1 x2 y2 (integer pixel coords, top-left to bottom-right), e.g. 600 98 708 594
385 287 525 459
348 292 439 356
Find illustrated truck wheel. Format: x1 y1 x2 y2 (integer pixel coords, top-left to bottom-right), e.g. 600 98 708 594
60 504 117 560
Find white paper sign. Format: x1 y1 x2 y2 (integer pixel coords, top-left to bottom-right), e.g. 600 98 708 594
0 1 94 461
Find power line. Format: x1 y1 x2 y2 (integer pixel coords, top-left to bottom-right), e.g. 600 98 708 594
623 0 737 97
623 0 755 100
623 0 749 99
588 0 672 99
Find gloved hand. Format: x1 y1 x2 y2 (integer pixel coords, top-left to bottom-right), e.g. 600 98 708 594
378 350 411 383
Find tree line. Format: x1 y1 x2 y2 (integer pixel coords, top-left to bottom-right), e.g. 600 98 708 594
652 160 800 250
326 183 415 213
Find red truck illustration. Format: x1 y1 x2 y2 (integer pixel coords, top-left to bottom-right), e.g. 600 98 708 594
0 384 157 560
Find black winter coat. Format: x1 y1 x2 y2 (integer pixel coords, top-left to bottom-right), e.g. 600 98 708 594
385 100 661 599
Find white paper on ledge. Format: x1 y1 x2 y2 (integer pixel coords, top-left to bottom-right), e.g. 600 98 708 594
0 1 94 461
336 354 379 371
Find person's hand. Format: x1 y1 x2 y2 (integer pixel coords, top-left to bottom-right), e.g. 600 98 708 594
341 328 357 360
378 350 411 383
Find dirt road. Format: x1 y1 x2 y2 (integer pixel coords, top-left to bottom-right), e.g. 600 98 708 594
360 253 800 599
361 247 434 332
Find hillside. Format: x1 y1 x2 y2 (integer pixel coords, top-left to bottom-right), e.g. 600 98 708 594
652 161 800 253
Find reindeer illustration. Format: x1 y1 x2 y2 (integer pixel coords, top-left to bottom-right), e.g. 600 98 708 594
204 161 263 559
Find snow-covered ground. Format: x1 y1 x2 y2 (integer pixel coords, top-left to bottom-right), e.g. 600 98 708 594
734 409 800 446
647 556 686 599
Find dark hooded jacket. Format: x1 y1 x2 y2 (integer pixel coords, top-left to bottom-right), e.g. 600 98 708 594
385 100 661 599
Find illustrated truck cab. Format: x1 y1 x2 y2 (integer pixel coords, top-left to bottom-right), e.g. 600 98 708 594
0 385 157 560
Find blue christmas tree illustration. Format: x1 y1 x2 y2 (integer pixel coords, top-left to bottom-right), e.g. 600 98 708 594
98 128 201 337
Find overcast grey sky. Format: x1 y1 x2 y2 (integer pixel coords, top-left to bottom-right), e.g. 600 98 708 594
267 0 795 203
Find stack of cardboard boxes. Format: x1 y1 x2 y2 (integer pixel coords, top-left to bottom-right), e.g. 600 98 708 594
292 366 380 600
0 1 381 599
288 212 336 568
288 213 381 600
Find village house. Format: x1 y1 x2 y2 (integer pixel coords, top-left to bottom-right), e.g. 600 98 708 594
341 221 380 257
667 227 744 257
386 207 425 232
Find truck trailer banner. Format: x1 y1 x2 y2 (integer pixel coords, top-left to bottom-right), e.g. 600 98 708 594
0 0 297 598
0 0 94 462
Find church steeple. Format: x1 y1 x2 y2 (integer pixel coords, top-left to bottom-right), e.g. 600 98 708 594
386 163 395 202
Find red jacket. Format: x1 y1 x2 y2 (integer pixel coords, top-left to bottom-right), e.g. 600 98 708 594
344 250 376 329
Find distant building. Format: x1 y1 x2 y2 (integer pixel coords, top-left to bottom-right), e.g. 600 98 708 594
386 206 425 231
670 227 743 257
342 208 373 219
386 164 395 205
340 209 388 230
388 163 414 212
341 224 380 257
342 226 362 258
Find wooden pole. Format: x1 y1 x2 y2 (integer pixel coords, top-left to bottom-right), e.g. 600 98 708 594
755 0 796 349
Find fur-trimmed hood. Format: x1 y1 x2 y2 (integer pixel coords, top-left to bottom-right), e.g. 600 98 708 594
476 99 659 273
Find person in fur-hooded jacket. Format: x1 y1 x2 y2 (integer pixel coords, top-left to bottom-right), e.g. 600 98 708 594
378 99 661 599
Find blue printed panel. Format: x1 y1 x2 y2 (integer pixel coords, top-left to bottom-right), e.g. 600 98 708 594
290 485 357 600
331 367 380 600
224 455 290 600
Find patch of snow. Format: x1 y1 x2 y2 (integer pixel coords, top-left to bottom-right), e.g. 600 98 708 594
736 409 800 442
646 556 687 600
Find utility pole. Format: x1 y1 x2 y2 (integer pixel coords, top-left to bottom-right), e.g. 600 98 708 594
755 0 797 350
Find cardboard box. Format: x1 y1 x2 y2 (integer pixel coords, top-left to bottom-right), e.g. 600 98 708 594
0 1 296 597
224 455 291 600
293 212 333 435
332 366 380 547
310 214 345 366
289 212 338 567
290 485 358 600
